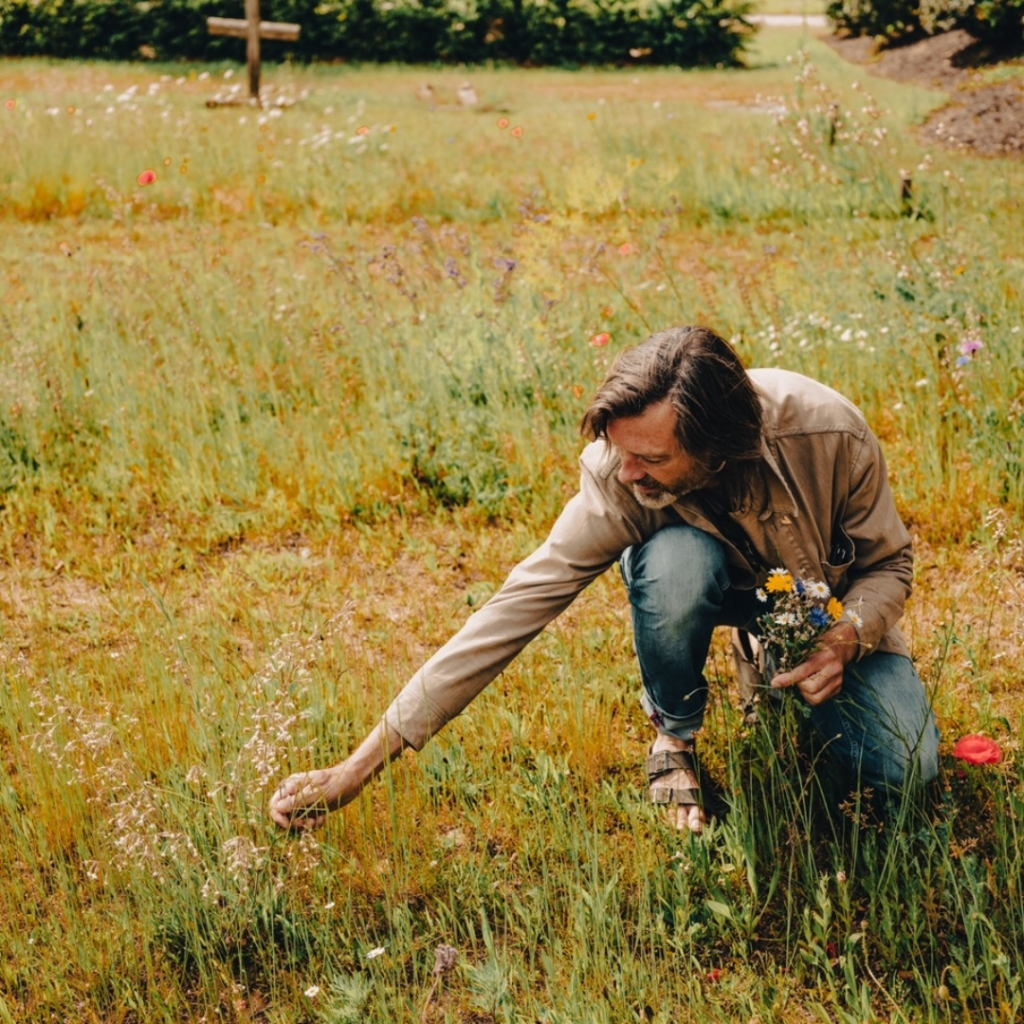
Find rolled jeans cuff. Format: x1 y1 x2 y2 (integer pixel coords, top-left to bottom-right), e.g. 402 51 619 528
640 690 704 742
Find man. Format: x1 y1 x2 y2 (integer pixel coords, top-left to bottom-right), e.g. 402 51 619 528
270 325 939 833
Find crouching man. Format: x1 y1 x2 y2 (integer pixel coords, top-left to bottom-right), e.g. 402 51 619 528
271 324 939 833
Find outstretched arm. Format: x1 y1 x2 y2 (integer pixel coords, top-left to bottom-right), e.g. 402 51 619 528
269 443 662 830
269 720 407 830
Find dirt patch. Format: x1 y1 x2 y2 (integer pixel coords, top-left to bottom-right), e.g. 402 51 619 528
827 29 1024 157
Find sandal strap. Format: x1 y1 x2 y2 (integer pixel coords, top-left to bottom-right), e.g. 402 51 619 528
646 748 697 782
649 784 701 807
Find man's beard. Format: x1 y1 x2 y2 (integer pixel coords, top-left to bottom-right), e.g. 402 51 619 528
632 483 679 509
631 466 719 510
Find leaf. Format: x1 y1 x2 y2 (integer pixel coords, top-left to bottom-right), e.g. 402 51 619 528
706 901 734 921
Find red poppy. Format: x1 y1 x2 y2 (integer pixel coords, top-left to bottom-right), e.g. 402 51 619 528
511 125 523 138
618 242 633 255
705 968 723 983
497 117 509 129
590 332 611 347
5 99 15 110
953 734 1002 765
137 169 157 187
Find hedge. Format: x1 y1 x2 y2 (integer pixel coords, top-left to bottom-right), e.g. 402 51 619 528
826 0 1024 48
0 0 754 66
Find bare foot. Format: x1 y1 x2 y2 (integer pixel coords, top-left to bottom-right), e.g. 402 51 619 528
269 768 345 830
650 733 705 833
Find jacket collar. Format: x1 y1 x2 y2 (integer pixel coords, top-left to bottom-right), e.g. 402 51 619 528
753 434 799 519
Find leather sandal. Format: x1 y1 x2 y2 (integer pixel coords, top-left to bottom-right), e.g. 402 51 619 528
646 742 726 822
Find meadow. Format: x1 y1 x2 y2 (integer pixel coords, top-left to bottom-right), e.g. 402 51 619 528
1 24 1023 1023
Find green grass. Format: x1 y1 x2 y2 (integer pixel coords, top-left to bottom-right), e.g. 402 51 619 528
751 0 827 15
1 31 1023 1023
977 61 1024 86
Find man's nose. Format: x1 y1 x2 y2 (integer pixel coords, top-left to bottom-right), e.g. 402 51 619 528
618 456 645 484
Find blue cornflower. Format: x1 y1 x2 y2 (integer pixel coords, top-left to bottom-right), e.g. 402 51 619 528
809 606 831 628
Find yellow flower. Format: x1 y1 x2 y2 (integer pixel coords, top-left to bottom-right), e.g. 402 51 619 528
828 597 844 620
765 569 794 594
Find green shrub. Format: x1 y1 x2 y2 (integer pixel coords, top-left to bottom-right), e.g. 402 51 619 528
0 0 752 65
826 0 1024 47
966 0 1024 47
825 0 918 38
0 0 240 60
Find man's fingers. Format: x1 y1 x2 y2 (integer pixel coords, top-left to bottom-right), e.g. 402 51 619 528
269 773 330 830
771 664 842 705
772 646 845 700
797 669 842 705
770 665 808 690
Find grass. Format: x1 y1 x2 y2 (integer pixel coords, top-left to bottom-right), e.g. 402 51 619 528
751 0 827 15
1 26 1023 1023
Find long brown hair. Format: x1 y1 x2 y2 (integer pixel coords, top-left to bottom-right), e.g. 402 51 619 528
580 325 764 509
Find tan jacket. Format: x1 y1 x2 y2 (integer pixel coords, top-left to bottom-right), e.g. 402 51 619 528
384 368 913 750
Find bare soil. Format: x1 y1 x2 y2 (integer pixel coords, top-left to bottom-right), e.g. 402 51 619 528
827 29 1024 157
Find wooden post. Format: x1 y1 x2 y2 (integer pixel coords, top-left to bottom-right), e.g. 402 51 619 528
207 5 301 104
246 0 261 98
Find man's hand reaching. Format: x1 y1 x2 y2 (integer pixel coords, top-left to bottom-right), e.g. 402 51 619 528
270 767 349 830
269 720 407 830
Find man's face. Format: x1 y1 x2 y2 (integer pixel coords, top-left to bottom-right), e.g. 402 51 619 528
606 399 715 509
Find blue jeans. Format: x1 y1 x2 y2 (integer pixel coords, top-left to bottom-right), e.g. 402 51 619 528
621 523 940 791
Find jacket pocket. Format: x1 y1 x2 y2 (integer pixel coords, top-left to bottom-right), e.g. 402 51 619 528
823 526 855 591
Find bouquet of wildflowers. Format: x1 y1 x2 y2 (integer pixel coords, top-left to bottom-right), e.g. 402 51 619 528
756 568 863 674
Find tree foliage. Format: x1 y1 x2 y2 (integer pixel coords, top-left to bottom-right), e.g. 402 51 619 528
0 0 753 66
826 0 1024 48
